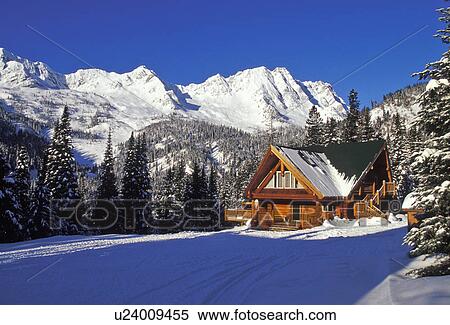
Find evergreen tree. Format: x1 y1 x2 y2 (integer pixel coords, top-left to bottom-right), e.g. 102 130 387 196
343 89 360 142
0 154 23 243
14 146 31 237
358 108 376 142
120 133 152 233
207 165 219 200
184 160 206 201
45 106 79 200
173 159 186 202
305 105 324 146
97 129 118 200
160 167 175 201
121 132 139 200
207 165 220 228
389 113 407 184
135 133 152 200
119 133 139 233
404 5 450 259
135 133 152 233
184 161 211 229
29 163 52 239
323 118 339 145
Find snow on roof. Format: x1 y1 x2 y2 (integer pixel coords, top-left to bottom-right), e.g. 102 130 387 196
277 146 357 197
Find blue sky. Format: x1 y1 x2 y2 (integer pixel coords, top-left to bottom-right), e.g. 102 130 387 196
1 0 446 106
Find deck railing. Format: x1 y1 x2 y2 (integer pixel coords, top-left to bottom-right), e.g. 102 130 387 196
224 209 254 223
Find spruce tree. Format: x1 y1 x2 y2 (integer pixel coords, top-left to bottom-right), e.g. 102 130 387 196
358 108 376 142
184 161 210 229
404 5 450 259
343 89 360 142
135 133 151 201
207 165 219 200
14 146 31 238
29 160 52 239
120 133 152 233
305 105 324 146
135 133 152 233
0 154 23 243
121 132 139 200
45 106 79 200
173 159 186 202
323 118 339 145
161 167 175 200
97 129 118 200
207 165 220 228
390 113 407 184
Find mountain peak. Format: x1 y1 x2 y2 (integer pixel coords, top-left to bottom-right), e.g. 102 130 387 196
0 48 66 89
272 66 290 74
127 64 157 80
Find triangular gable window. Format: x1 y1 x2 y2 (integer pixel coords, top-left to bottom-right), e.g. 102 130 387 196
264 170 304 189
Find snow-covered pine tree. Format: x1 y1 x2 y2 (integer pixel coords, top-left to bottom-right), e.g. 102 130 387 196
44 106 79 234
29 156 52 239
358 108 376 142
397 125 422 199
160 166 175 201
220 169 236 208
184 160 207 202
45 106 79 201
183 160 210 228
135 133 152 233
173 159 186 202
206 165 220 228
389 113 407 185
343 89 360 142
0 153 23 243
156 166 175 219
135 133 152 201
14 146 31 238
305 105 324 146
323 118 339 145
119 132 139 233
97 129 118 200
121 132 139 200
207 165 219 200
404 4 450 260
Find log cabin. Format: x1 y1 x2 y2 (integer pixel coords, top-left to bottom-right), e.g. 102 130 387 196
225 140 397 230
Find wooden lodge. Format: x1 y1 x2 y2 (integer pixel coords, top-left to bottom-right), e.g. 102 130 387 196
225 140 397 230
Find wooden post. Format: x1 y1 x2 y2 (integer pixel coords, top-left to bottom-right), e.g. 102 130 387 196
382 180 386 197
372 182 376 195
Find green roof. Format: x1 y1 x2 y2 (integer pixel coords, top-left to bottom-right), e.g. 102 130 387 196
301 140 386 180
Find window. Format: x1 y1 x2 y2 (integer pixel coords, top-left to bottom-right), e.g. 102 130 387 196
266 175 275 188
276 171 283 188
284 171 291 188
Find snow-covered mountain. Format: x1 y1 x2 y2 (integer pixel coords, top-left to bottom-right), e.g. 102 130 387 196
179 66 347 129
0 48 66 89
0 48 347 162
370 83 425 125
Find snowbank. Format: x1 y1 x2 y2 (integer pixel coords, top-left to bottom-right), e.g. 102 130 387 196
402 192 417 209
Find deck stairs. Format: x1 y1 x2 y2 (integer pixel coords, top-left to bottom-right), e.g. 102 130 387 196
354 181 396 219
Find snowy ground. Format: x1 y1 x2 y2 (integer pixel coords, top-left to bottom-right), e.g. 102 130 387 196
0 219 449 304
